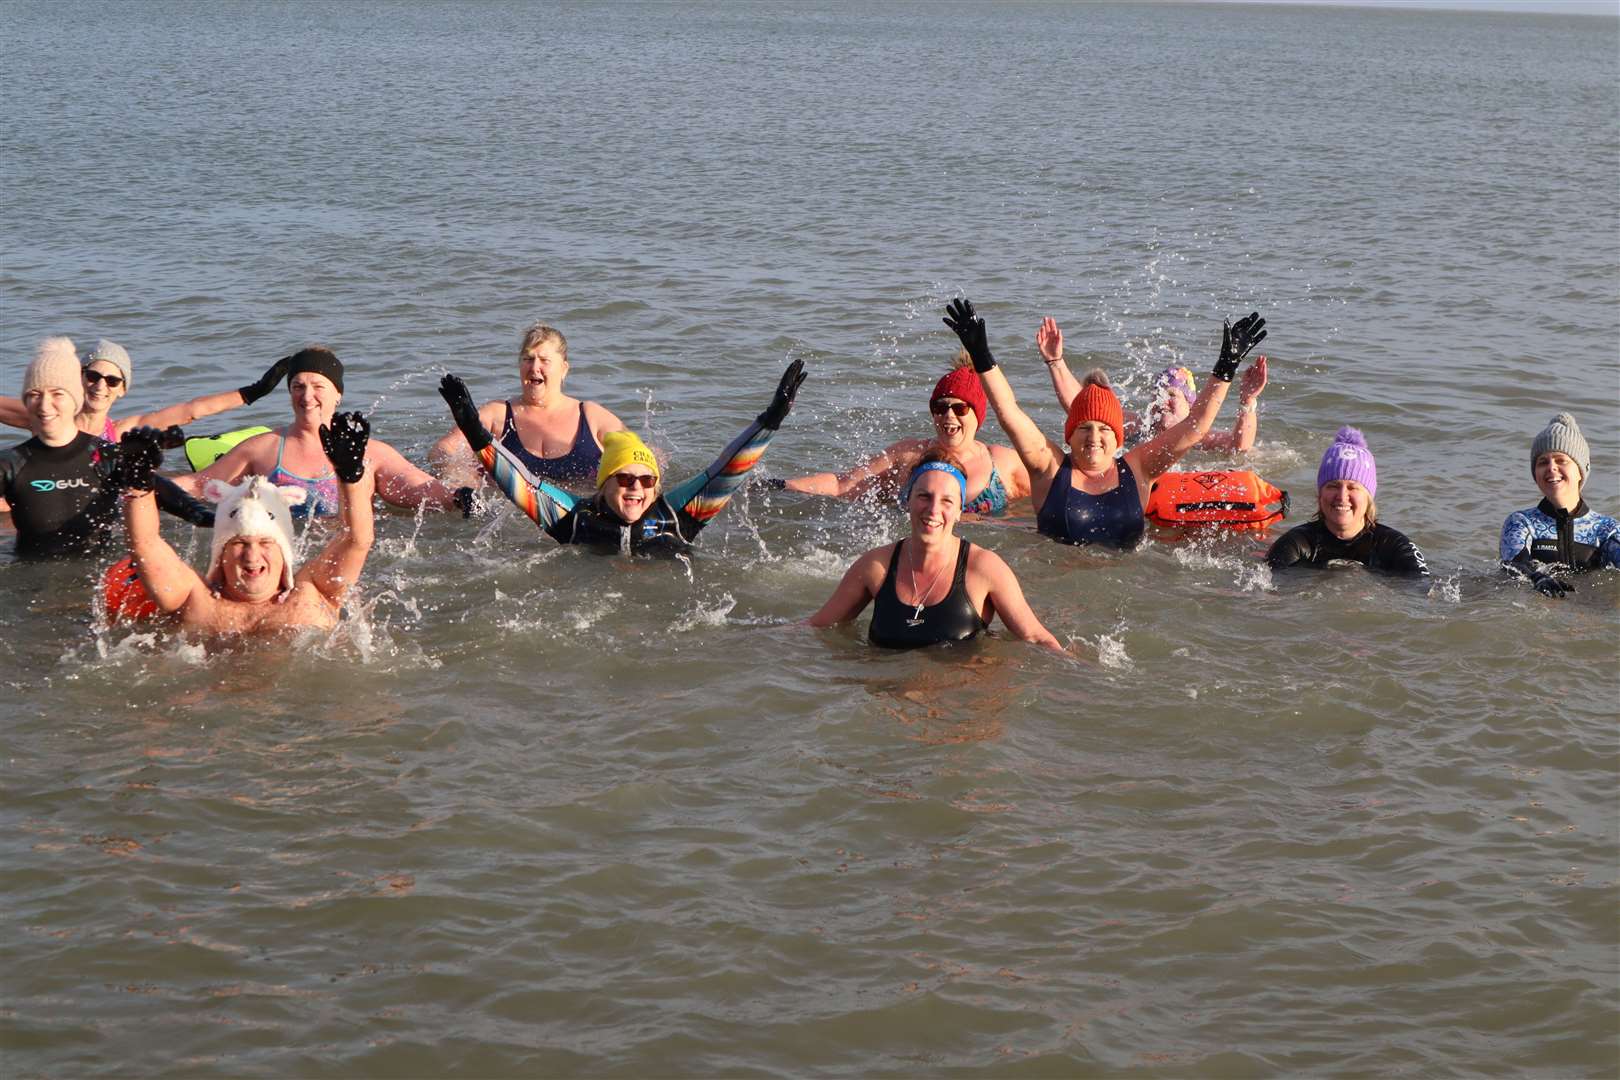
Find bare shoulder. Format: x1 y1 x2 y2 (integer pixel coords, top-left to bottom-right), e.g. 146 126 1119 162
582 400 624 435
964 541 1014 579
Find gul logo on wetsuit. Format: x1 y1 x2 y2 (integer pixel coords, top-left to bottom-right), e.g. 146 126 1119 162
30 478 93 492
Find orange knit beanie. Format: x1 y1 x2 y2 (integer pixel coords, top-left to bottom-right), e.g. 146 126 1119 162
1064 378 1124 448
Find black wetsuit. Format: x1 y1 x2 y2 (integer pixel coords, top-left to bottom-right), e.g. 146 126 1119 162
1266 519 1428 576
1 433 214 559
546 494 703 555
869 539 987 649
1036 458 1146 549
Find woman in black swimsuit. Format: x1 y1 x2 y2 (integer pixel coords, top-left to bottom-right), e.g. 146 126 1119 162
809 454 1063 652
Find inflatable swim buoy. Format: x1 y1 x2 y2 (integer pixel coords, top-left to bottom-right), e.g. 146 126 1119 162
104 556 160 621
184 426 272 472
1146 470 1288 531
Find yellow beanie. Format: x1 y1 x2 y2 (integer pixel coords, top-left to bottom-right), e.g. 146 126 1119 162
597 430 660 488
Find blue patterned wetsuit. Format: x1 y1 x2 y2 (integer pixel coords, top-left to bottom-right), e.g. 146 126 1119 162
1036 457 1145 549
499 401 601 488
1500 498 1620 576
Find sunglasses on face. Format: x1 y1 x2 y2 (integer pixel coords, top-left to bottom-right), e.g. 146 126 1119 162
84 370 125 388
930 400 972 418
613 472 657 490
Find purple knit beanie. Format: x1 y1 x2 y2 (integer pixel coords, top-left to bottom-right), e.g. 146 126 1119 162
1317 426 1377 498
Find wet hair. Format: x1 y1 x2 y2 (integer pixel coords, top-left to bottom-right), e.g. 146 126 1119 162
519 322 568 361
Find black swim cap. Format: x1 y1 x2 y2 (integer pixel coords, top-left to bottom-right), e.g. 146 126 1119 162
284 347 344 394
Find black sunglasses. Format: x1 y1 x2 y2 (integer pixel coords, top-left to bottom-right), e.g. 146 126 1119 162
84 370 125 388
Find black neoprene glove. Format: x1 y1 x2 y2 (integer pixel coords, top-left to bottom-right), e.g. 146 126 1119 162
453 486 477 518
111 426 166 492
758 359 807 430
1213 312 1266 382
439 374 491 452
320 411 370 484
239 355 291 405
1530 571 1574 598
942 298 997 373
157 425 187 450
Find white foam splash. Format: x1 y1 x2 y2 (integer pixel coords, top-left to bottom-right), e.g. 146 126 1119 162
672 593 736 632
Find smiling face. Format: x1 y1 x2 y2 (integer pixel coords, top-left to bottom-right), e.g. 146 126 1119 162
603 467 657 523
23 386 81 444
288 372 339 430
518 339 568 406
217 535 286 603
1068 420 1119 474
1534 451 1583 510
1150 386 1191 433
907 469 962 541
930 397 978 450
1318 478 1371 540
81 360 128 411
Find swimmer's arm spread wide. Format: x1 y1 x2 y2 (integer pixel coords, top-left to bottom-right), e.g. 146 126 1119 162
476 440 575 531
665 417 775 530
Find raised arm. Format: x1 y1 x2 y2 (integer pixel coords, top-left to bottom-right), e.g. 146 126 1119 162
1200 354 1267 454
299 412 375 607
1128 312 1265 481
117 429 206 614
944 298 1061 483
1037 317 1082 414
665 360 806 531
440 375 574 532
115 354 290 437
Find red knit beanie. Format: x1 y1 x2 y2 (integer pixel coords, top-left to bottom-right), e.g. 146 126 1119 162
930 367 987 426
1065 380 1124 448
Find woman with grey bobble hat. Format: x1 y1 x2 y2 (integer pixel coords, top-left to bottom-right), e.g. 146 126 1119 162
0 338 290 443
1500 412 1620 597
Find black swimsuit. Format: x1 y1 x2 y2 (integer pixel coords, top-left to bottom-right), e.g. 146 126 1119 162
869 538 987 649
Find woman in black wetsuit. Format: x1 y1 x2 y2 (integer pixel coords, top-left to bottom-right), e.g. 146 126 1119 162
941 298 1266 549
809 454 1063 652
1266 426 1427 576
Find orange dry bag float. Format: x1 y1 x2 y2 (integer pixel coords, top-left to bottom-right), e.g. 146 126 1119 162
104 556 160 621
1146 470 1288 532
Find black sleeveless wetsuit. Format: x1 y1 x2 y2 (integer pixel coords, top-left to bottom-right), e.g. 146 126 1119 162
0 433 213 559
1266 520 1428 576
869 538 987 649
1036 458 1146 549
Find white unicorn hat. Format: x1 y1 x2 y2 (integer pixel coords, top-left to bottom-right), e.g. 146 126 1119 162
202 476 308 595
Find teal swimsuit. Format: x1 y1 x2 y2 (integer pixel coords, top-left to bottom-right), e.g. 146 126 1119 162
267 436 339 519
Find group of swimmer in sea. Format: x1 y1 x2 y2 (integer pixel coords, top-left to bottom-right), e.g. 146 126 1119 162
3 298 1615 653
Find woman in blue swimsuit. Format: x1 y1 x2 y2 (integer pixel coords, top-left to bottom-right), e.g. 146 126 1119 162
778 357 1029 517
176 347 466 519
942 298 1266 550
430 322 625 491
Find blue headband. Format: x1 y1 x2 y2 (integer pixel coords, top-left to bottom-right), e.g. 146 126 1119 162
905 461 968 502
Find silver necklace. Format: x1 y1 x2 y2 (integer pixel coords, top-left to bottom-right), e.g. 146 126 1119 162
905 543 950 627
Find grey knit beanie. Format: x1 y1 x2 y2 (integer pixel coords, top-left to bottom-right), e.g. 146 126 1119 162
1530 412 1589 482
85 339 132 388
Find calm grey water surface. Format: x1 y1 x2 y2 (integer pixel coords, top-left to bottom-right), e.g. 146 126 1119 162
3 2 1618 1076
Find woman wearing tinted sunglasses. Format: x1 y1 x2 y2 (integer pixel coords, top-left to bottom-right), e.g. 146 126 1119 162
437 360 806 555
776 354 1029 517
0 339 291 445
